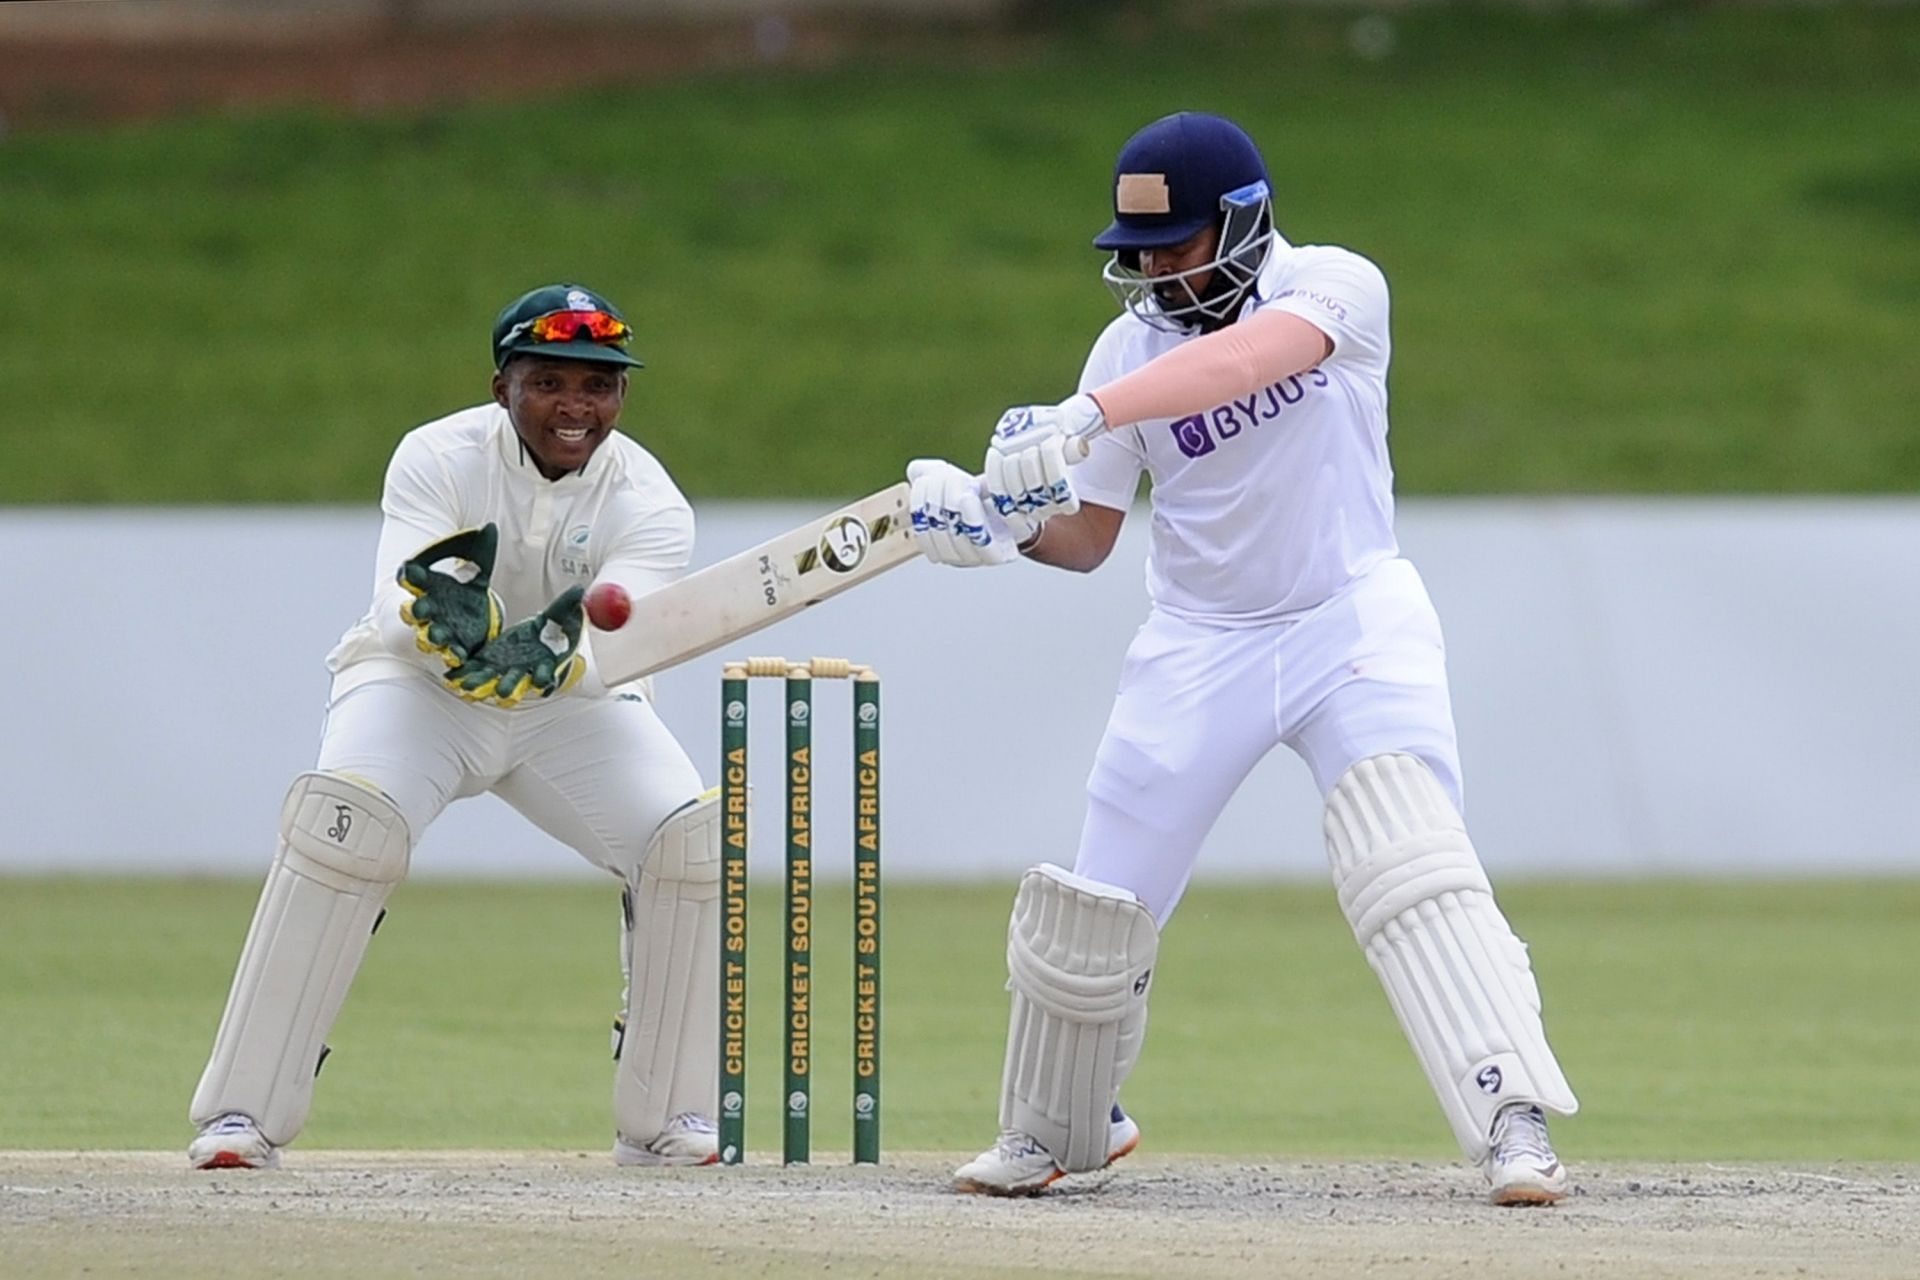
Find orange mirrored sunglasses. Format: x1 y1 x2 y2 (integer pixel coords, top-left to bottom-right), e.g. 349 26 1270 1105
508 309 633 347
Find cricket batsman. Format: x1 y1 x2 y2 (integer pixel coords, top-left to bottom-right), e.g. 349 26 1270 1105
187 284 722 1170
907 112 1579 1203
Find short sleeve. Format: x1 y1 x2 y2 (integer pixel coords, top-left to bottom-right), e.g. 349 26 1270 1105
569 479 695 699
1258 250 1390 374
596 488 696 598
1072 324 1145 509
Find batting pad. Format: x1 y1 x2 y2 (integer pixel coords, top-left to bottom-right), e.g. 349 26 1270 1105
1001 863 1159 1172
614 790 722 1144
191 771 411 1145
1324 754 1578 1162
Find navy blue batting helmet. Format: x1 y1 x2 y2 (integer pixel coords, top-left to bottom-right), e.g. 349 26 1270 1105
1094 112 1270 251
1095 113 1278 333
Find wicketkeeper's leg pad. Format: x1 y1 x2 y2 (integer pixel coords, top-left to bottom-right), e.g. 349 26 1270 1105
613 789 722 1145
1000 863 1159 1173
190 771 411 1146
1324 753 1578 1162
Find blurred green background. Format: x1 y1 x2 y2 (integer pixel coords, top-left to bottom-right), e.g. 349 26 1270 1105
3 3 1917 504
6 877 1916 1158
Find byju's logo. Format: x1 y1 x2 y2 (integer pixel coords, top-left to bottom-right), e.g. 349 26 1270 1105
1166 369 1332 462
1169 414 1215 458
1476 1065 1504 1095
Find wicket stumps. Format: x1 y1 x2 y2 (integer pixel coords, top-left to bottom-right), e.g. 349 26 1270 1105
719 657 882 1166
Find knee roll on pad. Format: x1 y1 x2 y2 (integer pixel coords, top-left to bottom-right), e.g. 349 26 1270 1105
190 772 411 1146
1001 863 1159 1173
614 790 723 1144
1324 754 1577 1161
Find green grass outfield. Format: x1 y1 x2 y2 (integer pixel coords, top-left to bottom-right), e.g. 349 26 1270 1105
3 7 1918 503
2 876 1914 1161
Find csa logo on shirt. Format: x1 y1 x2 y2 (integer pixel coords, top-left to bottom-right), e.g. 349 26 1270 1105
560 523 593 577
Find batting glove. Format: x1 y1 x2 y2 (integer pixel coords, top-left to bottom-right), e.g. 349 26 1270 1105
984 394 1103 523
907 458 1027 568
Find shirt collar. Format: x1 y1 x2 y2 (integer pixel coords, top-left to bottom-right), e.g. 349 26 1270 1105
491 403 600 484
1242 231 1295 318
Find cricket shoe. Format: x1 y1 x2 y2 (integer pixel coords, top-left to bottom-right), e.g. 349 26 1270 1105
1483 1102 1569 1206
952 1106 1140 1196
613 1112 720 1167
188 1113 281 1170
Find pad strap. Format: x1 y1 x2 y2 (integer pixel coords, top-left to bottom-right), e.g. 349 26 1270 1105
1325 754 1577 1160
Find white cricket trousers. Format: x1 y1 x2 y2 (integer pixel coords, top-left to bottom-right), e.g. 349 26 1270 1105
317 672 703 877
1077 557 1463 925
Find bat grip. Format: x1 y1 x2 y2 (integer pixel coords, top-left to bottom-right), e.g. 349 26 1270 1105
970 418 1106 497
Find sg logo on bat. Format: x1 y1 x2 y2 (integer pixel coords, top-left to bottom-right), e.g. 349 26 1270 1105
808 515 871 575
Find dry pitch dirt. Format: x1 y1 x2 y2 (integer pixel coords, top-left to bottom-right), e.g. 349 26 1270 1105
2 1151 1915 1279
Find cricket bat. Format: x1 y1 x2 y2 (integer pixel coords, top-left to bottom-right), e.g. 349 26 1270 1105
589 482 918 684
590 416 1110 684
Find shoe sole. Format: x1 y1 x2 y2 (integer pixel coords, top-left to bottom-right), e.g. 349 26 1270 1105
952 1129 1140 1198
613 1148 721 1168
1490 1183 1566 1207
194 1151 274 1170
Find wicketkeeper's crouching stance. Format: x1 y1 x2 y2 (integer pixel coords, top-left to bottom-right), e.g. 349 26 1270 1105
910 113 1577 1203
188 283 725 1170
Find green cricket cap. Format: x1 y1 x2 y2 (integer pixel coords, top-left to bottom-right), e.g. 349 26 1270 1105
491 284 644 370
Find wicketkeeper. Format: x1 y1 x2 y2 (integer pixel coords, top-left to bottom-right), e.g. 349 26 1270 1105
188 284 722 1170
908 113 1579 1204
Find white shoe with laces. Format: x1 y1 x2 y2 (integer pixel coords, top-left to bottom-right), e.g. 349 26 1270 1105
612 1112 720 1167
1483 1102 1569 1205
188 1113 280 1170
952 1107 1140 1196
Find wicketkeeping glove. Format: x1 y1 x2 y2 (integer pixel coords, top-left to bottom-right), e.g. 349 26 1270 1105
397 524 504 668
443 585 587 708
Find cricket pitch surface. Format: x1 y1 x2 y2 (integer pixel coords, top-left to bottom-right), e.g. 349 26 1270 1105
3 1152 1914 1278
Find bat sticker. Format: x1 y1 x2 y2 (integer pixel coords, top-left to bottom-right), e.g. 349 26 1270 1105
797 515 875 575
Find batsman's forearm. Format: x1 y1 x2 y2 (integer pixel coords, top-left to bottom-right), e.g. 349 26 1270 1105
1020 503 1125 573
1089 309 1333 427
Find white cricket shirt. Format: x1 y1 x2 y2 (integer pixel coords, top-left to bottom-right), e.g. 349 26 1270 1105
1071 236 1397 624
326 403 694 697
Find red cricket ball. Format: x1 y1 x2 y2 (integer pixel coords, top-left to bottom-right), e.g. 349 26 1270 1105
585 582 632 631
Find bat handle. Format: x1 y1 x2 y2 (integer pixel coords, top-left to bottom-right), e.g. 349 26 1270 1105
1066 412 1112 462
982 435 1096 476
970 416 1109 496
